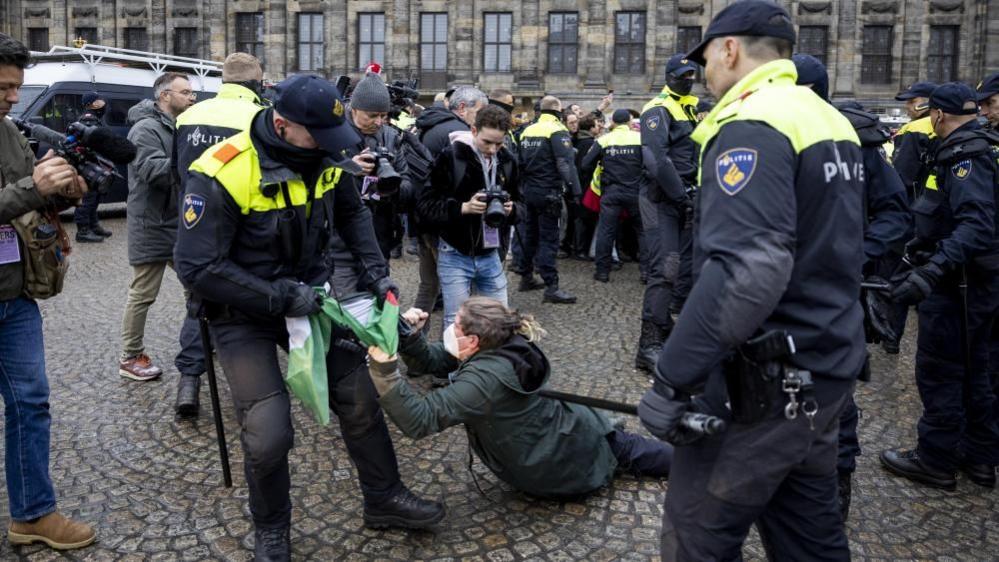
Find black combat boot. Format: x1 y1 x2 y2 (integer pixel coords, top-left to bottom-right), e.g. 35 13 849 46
175 375 201 417
363 487 446 529
92 224 112 237
958 460 996 488
634 321 665 372
543 286 577 304
75 228 104 243
253 525 291 562
837 471 852 522
518 274 545 292
879 448 956 490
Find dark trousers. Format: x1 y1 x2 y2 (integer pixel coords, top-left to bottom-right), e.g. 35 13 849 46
660 390 850 561
672 223 693 311
914 272 999 470
174 312 206 377
639 190 682 328
414 234 440 334
211 317 402 529
837 394 861 474
562 201 596 256
595 190 642 275
877 250 909 343
73 190 101 229
606 430 673 477
519 192 562 287
991 319 999 427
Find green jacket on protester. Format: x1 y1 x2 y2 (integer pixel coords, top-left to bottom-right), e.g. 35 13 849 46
375 331 618 499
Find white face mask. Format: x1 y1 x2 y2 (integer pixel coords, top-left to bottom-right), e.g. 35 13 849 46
443 323 461 358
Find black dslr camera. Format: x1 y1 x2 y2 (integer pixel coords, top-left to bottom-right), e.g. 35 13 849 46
369 147 403 196
482 183 510 228
13 118 133 194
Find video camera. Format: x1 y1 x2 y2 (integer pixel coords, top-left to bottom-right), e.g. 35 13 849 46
482 183 510 228
386 79 420 110
368 146 403 197
12 118 136 194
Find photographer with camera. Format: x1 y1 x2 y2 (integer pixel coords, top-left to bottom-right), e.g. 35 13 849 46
365 298 673 501
0 33 96 551
417 105 521 329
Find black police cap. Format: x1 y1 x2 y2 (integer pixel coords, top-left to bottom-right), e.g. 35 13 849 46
665 54 699 79
894 81 937 101
685 0 795 66
977 72 999 102
272 74 360 158
928 82 980 116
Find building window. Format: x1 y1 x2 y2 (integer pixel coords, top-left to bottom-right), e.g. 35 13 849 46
798 26 828 66
124 27 148 52
357 13 385 70
420 13 447 71
74 27 98 46
236 13 265 63
676 26 702 78
484 13 513 73
927 25 959 83
298 13 324 71
614 11 646 74
548 12 578 74
861 25 893 84
27 28 49 52
173 28 199 59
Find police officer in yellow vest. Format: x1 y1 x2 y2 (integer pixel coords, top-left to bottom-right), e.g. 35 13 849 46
169 53 267 417
516 95 581 304
173 75 444 561
582 109 644 283
636 54 700 372
893 81 938 200
636 3 865 558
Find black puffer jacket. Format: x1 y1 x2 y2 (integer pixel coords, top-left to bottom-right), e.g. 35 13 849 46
416 106 469 158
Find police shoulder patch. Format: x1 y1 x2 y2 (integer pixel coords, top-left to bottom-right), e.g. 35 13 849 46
183 194 207 230
951 159 972 180
646 114 660 130
561 137 572 148
715 148 758 196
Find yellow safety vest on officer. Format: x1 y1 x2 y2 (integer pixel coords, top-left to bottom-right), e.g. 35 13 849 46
518 111 582 198
174 83 266 181
893 115 936 199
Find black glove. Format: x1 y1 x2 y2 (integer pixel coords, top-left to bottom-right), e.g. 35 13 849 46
862 276 897 344
903 238 934 266
372 276 400 306
637 383 703 446
891 262 944 305
278 279 323 317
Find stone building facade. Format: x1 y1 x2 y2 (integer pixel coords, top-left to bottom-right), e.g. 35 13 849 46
2 0 998 109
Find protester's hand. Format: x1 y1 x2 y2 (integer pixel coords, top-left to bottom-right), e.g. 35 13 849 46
890 262 943 305
402 307 429 332
373 276 400 306
278 280 322 317
598 93 613 113
366 345 402 395
461 192 488 215
352 149 376 176
33 150 87 198
638 387 702 446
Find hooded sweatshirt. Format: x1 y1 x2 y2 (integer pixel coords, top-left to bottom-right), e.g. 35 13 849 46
380 333 617 499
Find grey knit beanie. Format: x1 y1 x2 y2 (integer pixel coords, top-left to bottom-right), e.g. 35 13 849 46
351 74 391 112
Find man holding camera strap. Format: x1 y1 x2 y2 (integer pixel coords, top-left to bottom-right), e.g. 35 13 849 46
417 105 521 329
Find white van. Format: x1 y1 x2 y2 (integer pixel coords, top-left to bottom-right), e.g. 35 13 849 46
10 44 222 202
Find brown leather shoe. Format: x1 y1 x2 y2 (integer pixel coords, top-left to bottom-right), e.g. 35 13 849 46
119 353 163 381
8 512 96 550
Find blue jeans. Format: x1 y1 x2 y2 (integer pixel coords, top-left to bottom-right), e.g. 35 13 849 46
437 240 508 328
0 298 56 521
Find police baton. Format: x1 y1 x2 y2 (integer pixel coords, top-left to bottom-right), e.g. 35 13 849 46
958 266 973 379
860 281 892 292
537 389 726 436
199 316 233 488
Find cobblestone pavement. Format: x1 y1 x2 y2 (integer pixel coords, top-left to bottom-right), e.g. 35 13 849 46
0 216 996 561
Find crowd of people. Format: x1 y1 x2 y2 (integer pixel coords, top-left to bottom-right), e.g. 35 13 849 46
1 0 999 557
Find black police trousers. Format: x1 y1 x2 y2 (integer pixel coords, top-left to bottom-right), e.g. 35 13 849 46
837 394 861 474
518 190 563 287
914 271 999 470
595 189 642 276
661 388 851 561
671 222 693 311
211 315 403 529
638 189 682 329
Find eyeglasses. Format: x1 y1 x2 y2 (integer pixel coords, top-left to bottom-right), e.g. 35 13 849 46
164 89 197 99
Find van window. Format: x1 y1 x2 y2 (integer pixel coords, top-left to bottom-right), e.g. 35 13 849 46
106 98 146 127
9 85 46 118
39 93 83 133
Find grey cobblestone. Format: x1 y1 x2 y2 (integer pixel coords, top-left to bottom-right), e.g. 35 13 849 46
0 217 994 560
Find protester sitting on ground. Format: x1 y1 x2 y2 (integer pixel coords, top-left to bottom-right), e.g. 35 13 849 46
365 297 673 499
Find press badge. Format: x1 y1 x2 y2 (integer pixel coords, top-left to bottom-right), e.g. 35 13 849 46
482 223 500 249
0 225 21 265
